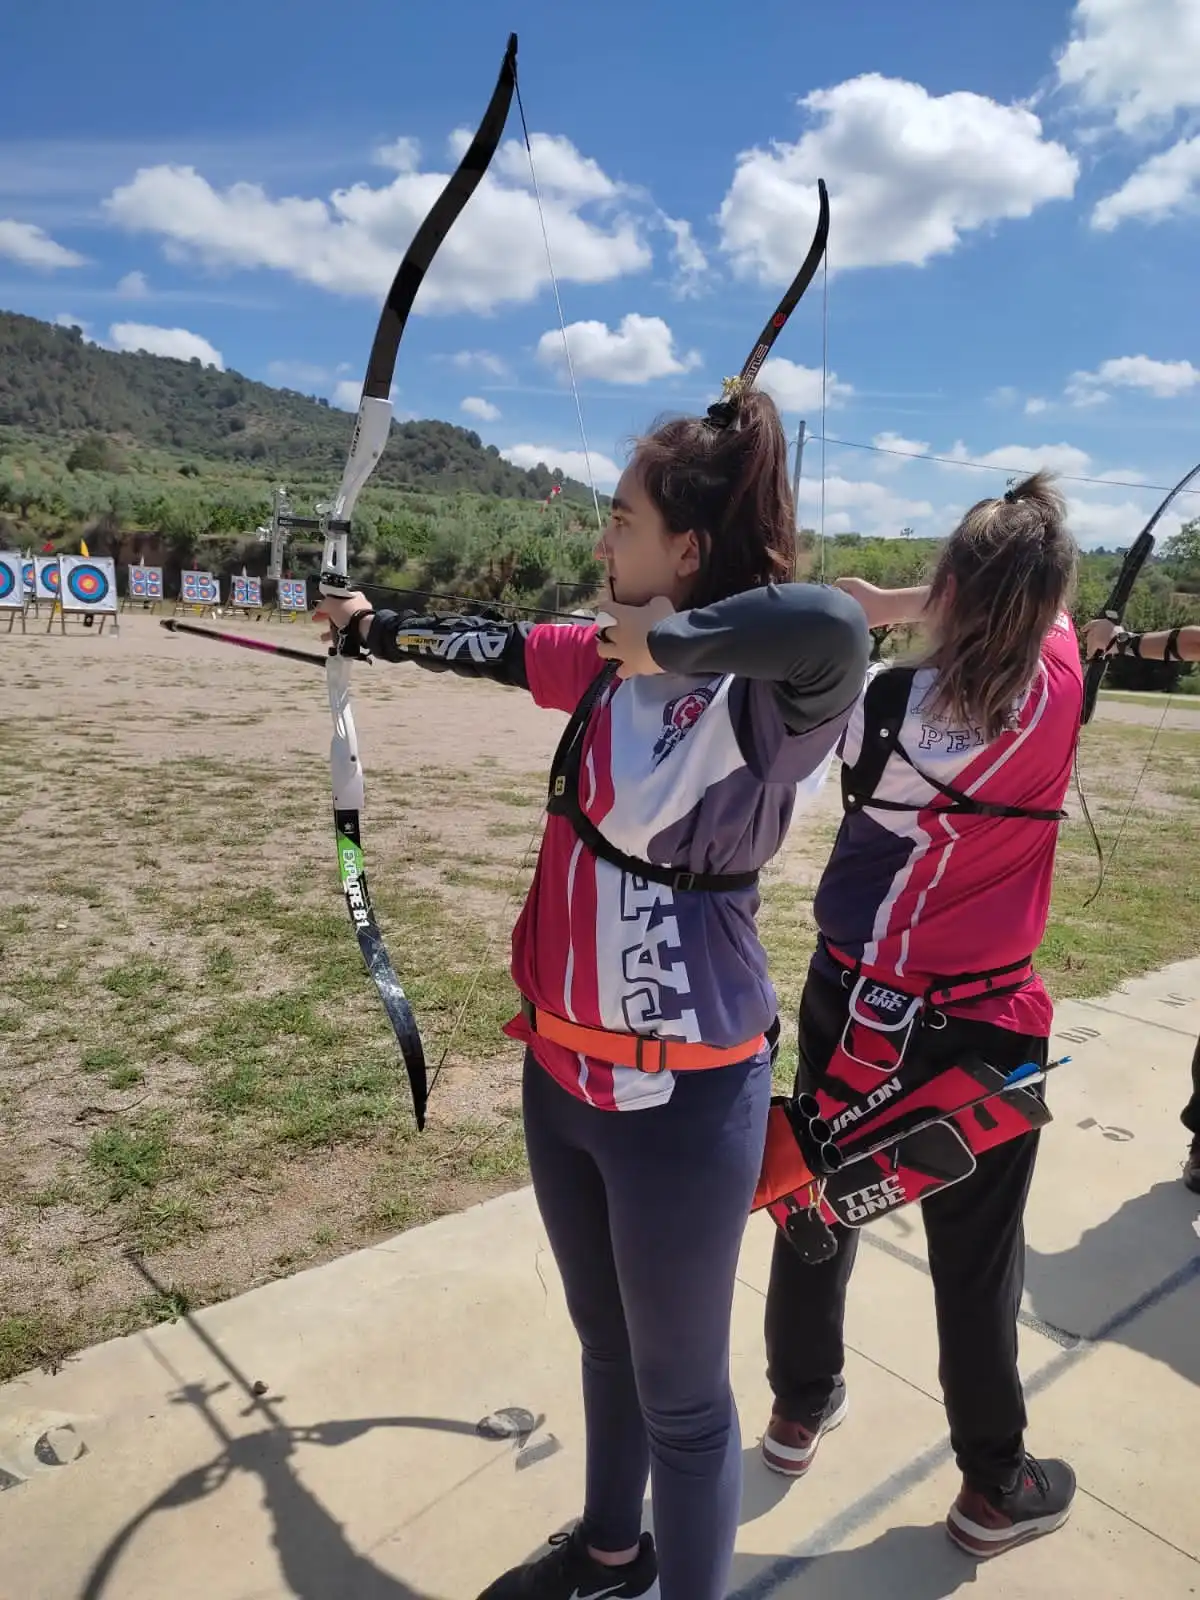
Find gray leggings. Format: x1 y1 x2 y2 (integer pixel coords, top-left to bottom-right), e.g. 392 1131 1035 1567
522 1048 771 1600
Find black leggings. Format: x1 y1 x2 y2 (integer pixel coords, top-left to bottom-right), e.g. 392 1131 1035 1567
1181 1031 1200 1136
522 1048 771 1600
764 967 1044 1491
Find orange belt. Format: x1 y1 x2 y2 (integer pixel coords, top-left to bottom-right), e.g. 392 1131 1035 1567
523 1000 766 1075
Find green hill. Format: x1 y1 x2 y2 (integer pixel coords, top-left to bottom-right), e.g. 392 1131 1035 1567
0 308 596 504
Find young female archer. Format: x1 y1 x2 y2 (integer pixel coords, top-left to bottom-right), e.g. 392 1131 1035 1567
316 384 869 1600
761 472 1081 1560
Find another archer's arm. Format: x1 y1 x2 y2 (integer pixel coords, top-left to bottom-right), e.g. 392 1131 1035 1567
1082 619 1200 663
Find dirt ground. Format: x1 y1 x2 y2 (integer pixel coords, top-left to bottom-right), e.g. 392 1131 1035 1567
1 605 1196 1381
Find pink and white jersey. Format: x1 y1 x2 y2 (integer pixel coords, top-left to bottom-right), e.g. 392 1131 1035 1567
813 614 1083 1036
505 619 858 1110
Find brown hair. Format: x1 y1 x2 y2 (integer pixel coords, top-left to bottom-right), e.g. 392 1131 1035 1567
631 388 796 605
923 470 1077 741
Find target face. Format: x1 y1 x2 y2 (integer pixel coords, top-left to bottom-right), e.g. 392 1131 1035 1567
0 563 15 602
66 562 111 605
43 564 60 593
22 561 35 592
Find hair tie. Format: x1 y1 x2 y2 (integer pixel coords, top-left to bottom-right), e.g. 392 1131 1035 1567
1003 487 1018 504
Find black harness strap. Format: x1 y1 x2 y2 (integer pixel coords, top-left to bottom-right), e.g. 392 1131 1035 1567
841 667 1067 824
545 663 759 893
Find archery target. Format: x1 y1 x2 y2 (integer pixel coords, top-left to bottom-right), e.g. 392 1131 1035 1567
182 570 219 604
35 556 60 598
128 564 163 600
0 553 20 608
232 575 262 607
278 579 307 611
22 559 35 594
60 555 118 613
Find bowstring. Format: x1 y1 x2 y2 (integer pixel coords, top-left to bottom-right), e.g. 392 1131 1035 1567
818 241 829 584
1078 686 1174 908
514 73 604 535
428 59 603 1107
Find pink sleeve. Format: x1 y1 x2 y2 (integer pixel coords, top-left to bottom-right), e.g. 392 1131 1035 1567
524 622 607 713
1043 611 1083 682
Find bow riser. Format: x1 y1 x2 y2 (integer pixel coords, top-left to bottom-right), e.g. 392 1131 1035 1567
326 395 397 556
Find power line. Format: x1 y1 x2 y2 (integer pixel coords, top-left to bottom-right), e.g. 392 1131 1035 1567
809 432 1200 498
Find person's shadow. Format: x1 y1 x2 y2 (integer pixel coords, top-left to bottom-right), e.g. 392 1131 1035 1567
1024 1178 1200 1385
726 1523 976 1599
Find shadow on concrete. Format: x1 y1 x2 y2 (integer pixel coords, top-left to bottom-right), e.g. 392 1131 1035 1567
728 1522 978 1599
81 1255 537 1600
79 1400 531 1600
1025 1179 1200 1387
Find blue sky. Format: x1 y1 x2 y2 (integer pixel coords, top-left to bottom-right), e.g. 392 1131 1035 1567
3 0 1199 547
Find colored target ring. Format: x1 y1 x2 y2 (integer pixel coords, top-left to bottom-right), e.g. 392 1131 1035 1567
22 561 35 591
66 563 110 605
44 565 60 593
0 565 15 601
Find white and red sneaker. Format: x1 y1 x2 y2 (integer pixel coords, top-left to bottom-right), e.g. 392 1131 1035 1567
760 1379 849 1477
947 1455 1076 1558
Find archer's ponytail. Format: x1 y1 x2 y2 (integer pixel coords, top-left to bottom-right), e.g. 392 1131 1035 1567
925 470 1077 740
632 389 796 605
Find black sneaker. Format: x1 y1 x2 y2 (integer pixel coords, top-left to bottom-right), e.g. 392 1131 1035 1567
946 1455 1076 1557
760 1377 849 1477
475 1526 659 1598
1184 1137 1200 1194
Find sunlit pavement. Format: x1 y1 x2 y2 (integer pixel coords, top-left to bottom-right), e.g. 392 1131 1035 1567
2 961 1197 1599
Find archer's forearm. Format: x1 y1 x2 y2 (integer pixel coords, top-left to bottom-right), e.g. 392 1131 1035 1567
363 607 534 688
646 581 871 733
1126 624 1200 662
859 584 932 627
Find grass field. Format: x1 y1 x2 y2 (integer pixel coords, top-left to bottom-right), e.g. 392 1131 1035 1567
1 621 1198 1383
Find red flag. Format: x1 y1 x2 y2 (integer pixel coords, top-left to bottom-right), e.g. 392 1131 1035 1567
41 542 55 554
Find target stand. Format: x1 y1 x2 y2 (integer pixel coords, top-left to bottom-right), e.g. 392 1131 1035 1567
269 578 309 623
52 555 120 635
0 551 28 633
123 562 164 612
175 571 221 617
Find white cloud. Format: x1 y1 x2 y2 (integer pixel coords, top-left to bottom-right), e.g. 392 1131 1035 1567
1055 0 1200 132
490 131 621 203
331 379 363 411
1091 135 1200 229
449 348 509 376
796 473 935 537
462 395 501 422
0 218 86 269
1025 397 1049 415
757 358 853 412
941 440 1095 479
108 321 224 367
105 135 651 313
116 268 150 297
718 74 1077 282
375 136 421 173
1066 354 1200 404
868 431 931 471
659 214 708 296
501 442 622 491
537 314 700 385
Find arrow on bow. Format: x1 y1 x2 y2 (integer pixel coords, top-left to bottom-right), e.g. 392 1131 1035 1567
318 34 519 1132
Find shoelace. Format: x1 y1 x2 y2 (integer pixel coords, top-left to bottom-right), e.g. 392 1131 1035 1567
1022 1456 1052 1497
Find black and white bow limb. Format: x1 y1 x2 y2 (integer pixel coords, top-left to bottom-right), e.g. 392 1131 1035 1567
321 34 519 1132
1081 455 1200 725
